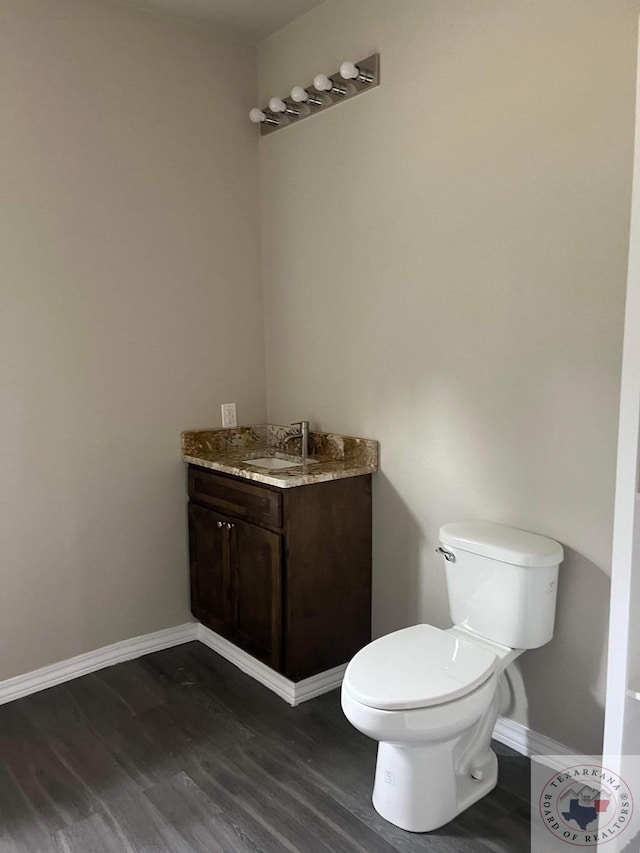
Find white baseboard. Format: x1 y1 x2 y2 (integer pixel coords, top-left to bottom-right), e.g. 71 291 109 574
493 714 575 760
0 622 198 706
197 624 346 706
0 621 576 761
0 620 343 710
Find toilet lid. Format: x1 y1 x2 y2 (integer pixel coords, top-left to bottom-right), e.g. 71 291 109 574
343 624 497 711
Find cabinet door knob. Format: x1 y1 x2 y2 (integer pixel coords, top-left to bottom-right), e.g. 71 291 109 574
217 521 223 528
226 522 234 529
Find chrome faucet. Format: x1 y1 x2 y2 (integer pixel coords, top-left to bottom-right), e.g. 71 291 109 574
283 420 310 459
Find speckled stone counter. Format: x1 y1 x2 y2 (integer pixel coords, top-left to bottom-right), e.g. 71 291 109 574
182 424 378 488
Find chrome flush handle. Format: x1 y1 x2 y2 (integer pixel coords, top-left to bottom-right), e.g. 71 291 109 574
435 546 456 563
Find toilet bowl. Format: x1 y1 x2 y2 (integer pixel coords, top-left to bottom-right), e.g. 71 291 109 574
341 521 564 833
341 624 519 832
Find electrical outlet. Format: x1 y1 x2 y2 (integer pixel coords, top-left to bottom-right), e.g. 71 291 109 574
221 402 237 428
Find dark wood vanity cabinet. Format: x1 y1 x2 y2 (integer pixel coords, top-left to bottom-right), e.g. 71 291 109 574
187 464 372 681
188 502 282 667
188 503 231 638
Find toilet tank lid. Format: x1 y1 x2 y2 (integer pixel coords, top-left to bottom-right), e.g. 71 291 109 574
439 521 563 567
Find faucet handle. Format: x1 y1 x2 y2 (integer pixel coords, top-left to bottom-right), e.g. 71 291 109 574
290 420 309 430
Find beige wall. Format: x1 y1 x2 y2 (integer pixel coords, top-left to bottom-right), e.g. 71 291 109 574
1 0 636 758
258 0 638 754
0 0 266 679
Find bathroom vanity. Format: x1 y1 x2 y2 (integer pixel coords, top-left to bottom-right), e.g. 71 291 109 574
183 425 377 683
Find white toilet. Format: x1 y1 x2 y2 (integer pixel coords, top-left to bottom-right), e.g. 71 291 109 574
341 520 563 833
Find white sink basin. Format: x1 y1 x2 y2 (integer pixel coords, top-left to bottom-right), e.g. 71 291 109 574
243 456 305 470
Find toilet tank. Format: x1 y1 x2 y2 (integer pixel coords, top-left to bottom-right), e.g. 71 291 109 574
438 521 563 649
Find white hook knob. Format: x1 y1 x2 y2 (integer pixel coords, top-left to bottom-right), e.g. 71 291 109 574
339 61 359 80
249 107 266 123
313 73 333 92
269 96 287 113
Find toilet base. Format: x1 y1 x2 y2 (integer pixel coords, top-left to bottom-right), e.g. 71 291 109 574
372 741 498 833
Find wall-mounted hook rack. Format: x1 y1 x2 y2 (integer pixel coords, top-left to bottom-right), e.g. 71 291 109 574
249 53 380 136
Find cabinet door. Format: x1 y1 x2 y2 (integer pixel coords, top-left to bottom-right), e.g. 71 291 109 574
231 518 282 669
188 503 232 636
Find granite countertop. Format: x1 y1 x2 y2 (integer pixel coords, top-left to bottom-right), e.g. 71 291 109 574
182 424 378 488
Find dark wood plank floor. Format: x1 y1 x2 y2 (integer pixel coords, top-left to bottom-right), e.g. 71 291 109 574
0 642 531 852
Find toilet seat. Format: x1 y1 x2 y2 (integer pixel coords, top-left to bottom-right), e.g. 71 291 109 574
343 624 497 711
